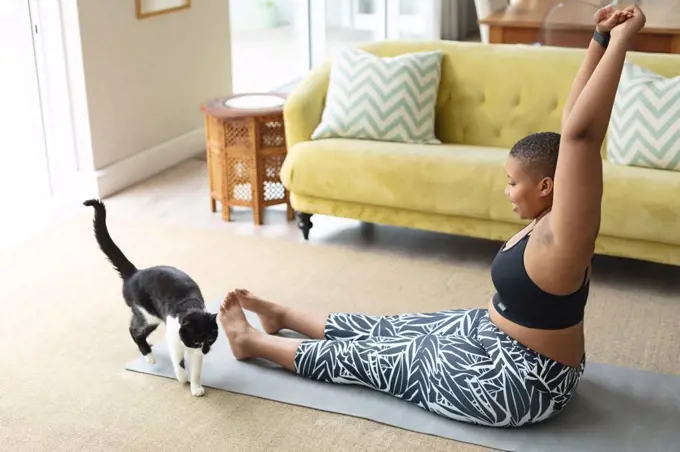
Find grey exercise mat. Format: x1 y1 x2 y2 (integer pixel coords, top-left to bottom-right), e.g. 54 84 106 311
125 302 680 452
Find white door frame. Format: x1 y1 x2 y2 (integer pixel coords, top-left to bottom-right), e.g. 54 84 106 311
309 0 326 68
27 0 96 204
0 0 51 203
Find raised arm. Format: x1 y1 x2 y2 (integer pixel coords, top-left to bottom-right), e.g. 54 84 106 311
561 6 630 130
550 6 646 264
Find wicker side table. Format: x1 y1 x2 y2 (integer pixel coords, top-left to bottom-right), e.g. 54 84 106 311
200 93 294 225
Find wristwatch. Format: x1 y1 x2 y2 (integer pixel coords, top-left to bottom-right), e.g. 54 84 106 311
593 29 611 48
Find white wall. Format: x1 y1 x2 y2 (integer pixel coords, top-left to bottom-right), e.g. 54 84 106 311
76 0 232 196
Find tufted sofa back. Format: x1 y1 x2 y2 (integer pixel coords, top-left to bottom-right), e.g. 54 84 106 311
357 40 680 156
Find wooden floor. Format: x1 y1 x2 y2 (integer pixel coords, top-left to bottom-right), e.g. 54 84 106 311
4 156 679 289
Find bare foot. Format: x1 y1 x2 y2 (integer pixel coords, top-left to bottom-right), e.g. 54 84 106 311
234 289 285 335
219 292 258 360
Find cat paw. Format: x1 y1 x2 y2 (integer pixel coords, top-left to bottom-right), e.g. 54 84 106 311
145 353 156 365
191 385 205 397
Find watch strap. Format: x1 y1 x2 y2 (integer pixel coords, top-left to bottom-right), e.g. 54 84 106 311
593 30 611 48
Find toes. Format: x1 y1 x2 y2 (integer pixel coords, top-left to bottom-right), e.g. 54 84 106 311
222 291 237 310
236 288 251 298
228 291 242 307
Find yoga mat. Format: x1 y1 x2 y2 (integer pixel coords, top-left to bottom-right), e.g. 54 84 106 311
125 302 680 452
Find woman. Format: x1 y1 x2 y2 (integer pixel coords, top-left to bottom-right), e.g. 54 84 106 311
219 5 646 428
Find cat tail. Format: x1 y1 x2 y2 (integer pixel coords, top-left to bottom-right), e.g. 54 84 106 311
83 198 137 280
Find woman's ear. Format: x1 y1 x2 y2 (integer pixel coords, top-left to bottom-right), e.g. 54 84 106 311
539 177 554 196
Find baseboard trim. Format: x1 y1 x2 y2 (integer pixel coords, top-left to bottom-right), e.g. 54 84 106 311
95 128 205 198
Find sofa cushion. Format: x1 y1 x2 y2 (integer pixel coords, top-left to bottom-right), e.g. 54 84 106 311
310 47 443 144
281 139 516 223
601 161 680 245
607 62 680 171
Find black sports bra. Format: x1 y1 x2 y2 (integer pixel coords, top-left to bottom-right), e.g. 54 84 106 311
490 232 589 330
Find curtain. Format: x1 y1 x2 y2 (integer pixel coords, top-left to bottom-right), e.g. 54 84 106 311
440 0 480 41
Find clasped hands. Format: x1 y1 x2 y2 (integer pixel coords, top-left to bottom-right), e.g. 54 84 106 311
594 4 646 40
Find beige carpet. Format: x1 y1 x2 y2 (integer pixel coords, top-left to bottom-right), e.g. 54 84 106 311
1 215 679 452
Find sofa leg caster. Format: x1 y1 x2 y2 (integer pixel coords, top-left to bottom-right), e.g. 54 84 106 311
360 222 374 240
296 212 313 240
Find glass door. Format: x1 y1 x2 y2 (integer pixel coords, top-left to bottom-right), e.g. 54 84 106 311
228 0 442 93
228 0 311 93
309 0 386 67
353 0 383 30
386 0 441 40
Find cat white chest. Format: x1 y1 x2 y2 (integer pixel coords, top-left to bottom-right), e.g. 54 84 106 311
165 315 206 397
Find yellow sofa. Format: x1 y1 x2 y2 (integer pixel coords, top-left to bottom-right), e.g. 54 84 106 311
280 40 680 267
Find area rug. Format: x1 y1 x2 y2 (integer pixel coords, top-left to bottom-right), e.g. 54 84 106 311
1 214 679 452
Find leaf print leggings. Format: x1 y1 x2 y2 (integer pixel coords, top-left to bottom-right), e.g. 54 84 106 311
293 308 585 427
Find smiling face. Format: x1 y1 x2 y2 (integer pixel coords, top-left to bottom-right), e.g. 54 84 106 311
504 155 554 220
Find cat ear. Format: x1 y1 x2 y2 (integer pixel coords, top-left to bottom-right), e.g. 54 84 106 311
211 313 218 322
181 314 193 328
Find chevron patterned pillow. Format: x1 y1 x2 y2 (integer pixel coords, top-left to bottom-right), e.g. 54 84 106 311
607 62 680 171
311 47 443 144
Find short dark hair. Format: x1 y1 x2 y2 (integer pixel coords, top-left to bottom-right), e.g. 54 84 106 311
509 131 561 179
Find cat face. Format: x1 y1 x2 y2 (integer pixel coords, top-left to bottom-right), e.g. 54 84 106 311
178 311 219 354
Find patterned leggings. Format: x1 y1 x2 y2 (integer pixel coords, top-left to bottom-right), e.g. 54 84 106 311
293 308 585 428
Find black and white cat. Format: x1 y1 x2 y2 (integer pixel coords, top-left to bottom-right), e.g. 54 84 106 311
84 199 218 397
